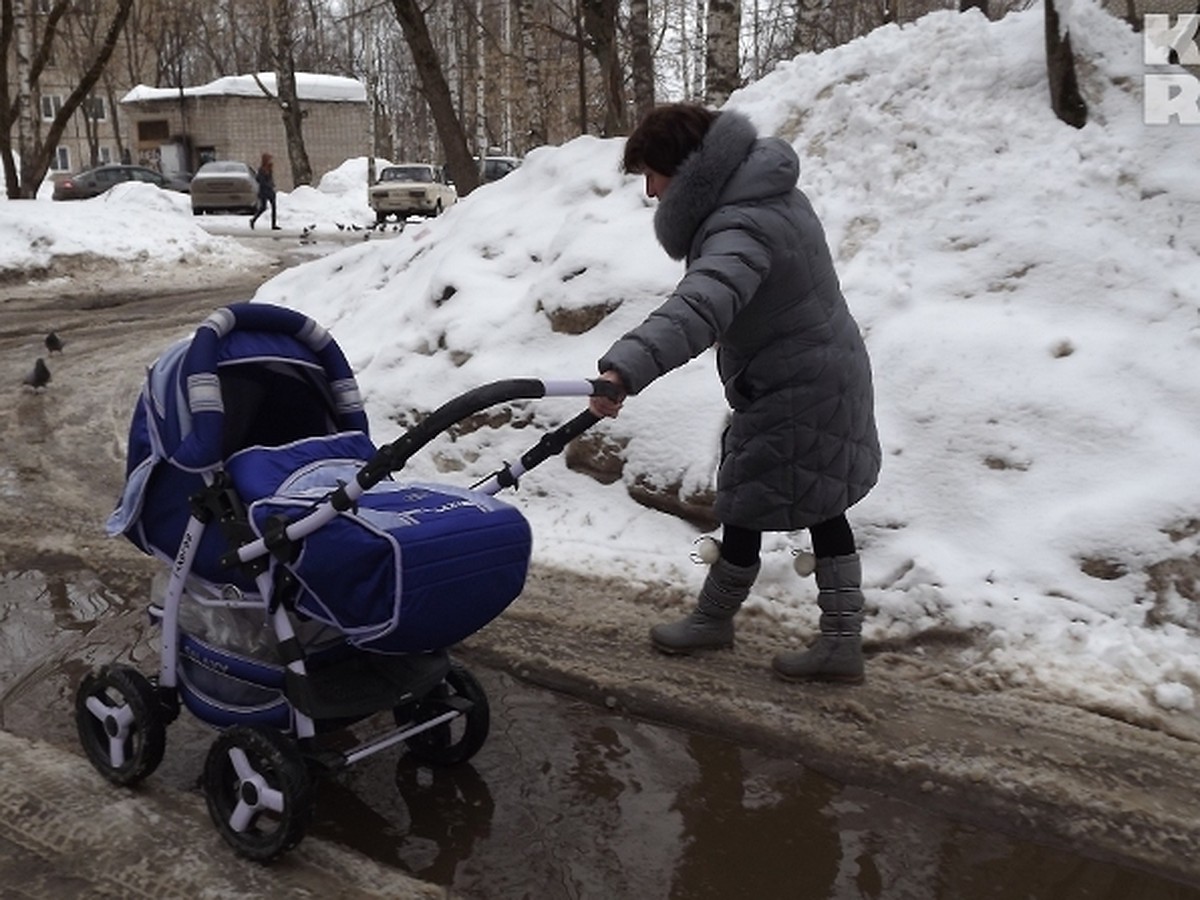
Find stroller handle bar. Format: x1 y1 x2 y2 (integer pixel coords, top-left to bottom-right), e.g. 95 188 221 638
226 378 615 567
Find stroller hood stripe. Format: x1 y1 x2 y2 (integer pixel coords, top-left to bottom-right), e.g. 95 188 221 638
171 303 366 470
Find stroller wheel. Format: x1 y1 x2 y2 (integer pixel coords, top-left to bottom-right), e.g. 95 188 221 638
399 660 490 766
203 726 315 862
75 666 167 786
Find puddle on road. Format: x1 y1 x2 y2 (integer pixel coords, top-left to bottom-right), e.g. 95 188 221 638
0 565 125 733
1 568 1198 900
319 670 1200 900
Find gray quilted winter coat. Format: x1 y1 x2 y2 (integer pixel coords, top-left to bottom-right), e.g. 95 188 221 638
599 111 881 531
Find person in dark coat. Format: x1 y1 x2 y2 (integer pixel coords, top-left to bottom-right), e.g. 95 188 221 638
590 103 882 683
249 152 279 230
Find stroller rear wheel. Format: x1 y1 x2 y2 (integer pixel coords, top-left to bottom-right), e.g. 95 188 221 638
203 725 315 862
75 666 167 786
399 660 490 766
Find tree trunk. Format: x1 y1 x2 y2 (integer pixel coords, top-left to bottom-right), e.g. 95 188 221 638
516 0 547 149
706 0 741 105
628 0 655 123
389 0 479 194
581 0 627 136
1044 0 1087 129
271 0 313 187
575 0 587 133
474 0 486 156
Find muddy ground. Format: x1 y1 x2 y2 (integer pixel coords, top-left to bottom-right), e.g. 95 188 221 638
2 255 1199 891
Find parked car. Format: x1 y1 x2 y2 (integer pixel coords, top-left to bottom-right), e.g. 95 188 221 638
190 160 260 215
52 164 189 201
369 164 457 224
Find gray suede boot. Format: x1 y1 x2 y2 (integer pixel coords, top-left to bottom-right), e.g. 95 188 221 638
772 554 865 684
650 557 760 655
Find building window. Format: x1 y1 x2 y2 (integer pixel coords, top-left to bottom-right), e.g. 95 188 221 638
138 120 170 142
52 147 70 171
84 96 106 121
98 146 113 164
40 95 63 121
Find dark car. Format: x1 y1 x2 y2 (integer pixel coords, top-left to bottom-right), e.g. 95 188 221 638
478 155 520 183
52 164 189 201
189 160 260 215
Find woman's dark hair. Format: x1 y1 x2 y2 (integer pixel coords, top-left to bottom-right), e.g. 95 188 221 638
622 104 719 176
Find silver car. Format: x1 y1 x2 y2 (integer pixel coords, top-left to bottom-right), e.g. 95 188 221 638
190 160 259 215
369 164 457 224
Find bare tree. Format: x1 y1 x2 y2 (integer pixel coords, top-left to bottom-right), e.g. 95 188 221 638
1 0 134 199
266 0 313 186
580 0 627 134
628 0 655 122
389 0 479 194
515 0 548 148
1044 0 1087 128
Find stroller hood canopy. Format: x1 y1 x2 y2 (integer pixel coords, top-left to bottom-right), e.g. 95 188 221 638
108 302 369 554
108 303 531 655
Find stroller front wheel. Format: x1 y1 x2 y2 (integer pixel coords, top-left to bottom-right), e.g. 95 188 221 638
75 665 167 786
399 660 490 766
203 725 315 862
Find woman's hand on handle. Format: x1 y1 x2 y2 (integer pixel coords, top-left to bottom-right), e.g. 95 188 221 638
589 370 627 418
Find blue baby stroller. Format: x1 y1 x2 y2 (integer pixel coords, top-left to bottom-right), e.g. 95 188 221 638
76 303 609 860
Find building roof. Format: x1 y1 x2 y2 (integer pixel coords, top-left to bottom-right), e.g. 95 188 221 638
121 72 367 105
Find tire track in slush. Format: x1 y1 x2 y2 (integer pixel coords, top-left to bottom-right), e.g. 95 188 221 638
0 730 448 899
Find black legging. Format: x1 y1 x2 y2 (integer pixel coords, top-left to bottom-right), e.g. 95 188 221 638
720 515 856 567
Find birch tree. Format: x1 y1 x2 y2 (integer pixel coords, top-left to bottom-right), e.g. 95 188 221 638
629 0 655 119
515 0 548 147
705 0 741 105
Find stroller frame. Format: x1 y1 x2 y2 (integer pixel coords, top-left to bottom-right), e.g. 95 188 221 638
75 303 611 860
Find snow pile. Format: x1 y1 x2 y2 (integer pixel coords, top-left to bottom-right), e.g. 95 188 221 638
256 3 1200 724
0 182 265 275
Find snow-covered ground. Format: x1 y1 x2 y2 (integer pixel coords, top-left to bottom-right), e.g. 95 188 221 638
3 2 1198 729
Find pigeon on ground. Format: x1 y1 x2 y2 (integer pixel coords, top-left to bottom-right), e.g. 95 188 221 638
23 358 51 390
44 332 64 353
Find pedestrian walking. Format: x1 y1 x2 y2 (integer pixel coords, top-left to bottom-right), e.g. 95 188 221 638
249 152 279 230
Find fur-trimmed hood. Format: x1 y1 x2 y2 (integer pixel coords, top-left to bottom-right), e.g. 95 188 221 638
653 110 800 260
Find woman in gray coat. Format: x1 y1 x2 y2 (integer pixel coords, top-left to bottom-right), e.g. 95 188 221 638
590 104 881 683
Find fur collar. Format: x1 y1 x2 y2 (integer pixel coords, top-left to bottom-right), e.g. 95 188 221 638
653 110 759 260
